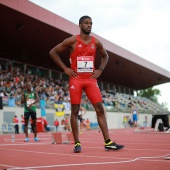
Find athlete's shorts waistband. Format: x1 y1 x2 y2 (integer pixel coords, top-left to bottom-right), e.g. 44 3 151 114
70 73 92 79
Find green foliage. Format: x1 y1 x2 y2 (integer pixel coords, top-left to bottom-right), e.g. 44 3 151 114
137 87 161 103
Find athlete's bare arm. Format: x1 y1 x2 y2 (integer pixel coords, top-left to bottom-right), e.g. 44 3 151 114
21 93 29 104
90 38 109 79
96 39 109 70
49 36 78 78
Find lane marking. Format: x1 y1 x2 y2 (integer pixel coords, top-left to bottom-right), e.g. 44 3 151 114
6 154 170 170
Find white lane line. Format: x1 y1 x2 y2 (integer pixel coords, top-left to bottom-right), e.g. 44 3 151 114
6 154 170 170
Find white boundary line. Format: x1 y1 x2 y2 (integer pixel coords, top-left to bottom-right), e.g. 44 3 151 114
0 163 15 168
6 154 170 170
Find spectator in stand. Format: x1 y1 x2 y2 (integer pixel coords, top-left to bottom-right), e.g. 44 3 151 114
21 115 25 133
57 96 64 104
54 118 59 131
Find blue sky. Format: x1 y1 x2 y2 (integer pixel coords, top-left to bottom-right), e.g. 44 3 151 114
29 0 170 109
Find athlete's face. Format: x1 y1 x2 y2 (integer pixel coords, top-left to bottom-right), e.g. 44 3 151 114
26 84 31 92
80 18 92 35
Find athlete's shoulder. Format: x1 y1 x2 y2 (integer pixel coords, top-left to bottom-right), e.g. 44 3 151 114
64 35 77 44
94 37 103 48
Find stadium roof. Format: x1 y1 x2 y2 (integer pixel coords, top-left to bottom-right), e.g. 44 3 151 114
0 0 170 90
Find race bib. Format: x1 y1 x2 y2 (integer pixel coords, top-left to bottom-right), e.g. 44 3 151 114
77 56 93 72
26 99 35 106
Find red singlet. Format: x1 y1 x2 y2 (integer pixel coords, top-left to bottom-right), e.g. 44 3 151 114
69 35 102 104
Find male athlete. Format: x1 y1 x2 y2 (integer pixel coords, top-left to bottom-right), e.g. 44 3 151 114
49 16 124 153
21 83 40 142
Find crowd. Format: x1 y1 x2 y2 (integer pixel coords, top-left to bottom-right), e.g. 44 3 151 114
101 90 168 114
0 61 167 114
0 62 71 108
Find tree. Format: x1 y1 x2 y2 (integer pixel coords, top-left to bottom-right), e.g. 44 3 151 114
137 87 161 103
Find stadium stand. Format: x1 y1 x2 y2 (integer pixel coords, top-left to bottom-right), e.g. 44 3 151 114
0 59 168 114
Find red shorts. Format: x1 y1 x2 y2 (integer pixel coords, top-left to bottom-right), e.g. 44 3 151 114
69 77 102 104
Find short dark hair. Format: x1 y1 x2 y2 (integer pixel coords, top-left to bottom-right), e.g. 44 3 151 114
79 16 91 24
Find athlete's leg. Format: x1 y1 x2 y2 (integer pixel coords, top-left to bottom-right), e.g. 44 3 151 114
93 102 110 140
32 119 37 138
24 118 29 138
30 112 37 138
91 99 124 151
69 78 83 142
70 104 80 141
84 79 110 140
24 112 30 138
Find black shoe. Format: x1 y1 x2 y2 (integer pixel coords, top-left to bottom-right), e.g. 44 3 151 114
73 141 81 153
165 128 170 133
105 141 124 151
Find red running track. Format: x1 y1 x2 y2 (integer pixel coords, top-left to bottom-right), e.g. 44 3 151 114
0 128 170 170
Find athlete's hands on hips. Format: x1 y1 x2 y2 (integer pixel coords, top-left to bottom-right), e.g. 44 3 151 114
90 69 102 79
28 103 34 108
64 68 78 78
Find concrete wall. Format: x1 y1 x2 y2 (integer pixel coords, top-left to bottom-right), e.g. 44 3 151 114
0 107 153 130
